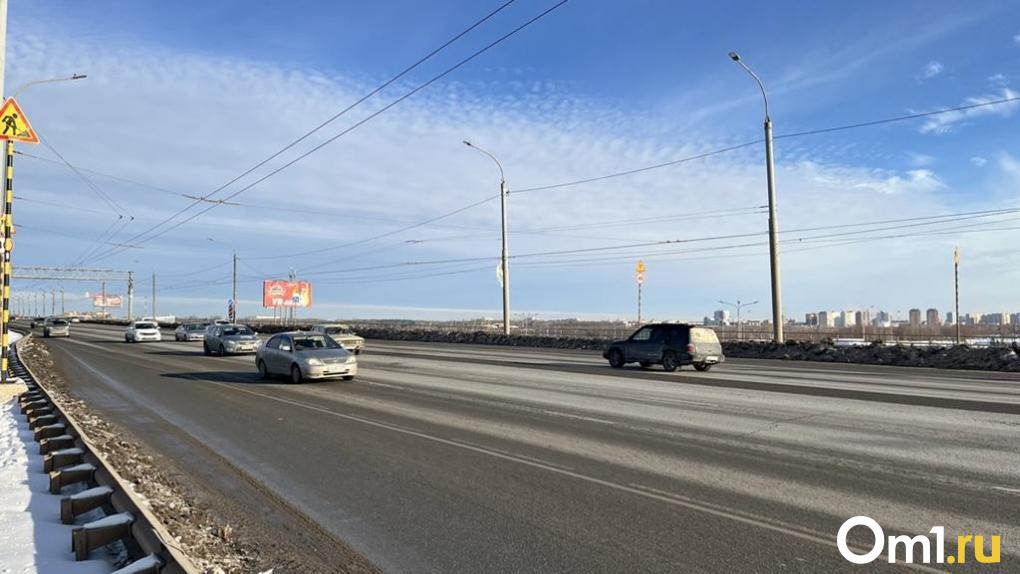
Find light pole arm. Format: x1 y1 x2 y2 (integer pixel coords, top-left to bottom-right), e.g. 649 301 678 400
463 140 505 183
10 74 87 99
733 60 769 121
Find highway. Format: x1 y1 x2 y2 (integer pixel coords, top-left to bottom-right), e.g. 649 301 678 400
31 323 1020 573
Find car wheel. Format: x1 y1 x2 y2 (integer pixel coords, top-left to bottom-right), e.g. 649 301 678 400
290 365 303 384
218 344 226 356
638 361 652 369
694 363 712 372
257 360 269 379
607 348 625 369
342 375 355 381
125 335 130 343
662 351 679 372
354 349 361 355
203 342 211 356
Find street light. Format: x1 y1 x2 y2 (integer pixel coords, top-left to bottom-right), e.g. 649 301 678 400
10 73 87 99
463 140 511 336
729 51 784 343
719 299 758 341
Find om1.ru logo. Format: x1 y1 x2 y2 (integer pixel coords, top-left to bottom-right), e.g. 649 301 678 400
838 516 1001 565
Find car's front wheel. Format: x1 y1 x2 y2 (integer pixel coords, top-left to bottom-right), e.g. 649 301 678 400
607 348 625 369
218 343 226 356
290 365 303 384
257 360 269 379
342 375 355 381
203 342 211 356
662 351 679 372
694 363 713 372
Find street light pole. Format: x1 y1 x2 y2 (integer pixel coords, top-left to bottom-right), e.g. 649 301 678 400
720 299 758 341
729 52 783 343
464 140 511 336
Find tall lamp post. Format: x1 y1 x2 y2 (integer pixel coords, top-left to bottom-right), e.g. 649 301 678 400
719 299 758 341
729 52 783 343
463 140 510 335
208 237 239 322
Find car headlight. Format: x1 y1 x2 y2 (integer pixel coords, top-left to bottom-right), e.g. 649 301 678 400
306 358 324 366
345 355 357 364
225 340 237 347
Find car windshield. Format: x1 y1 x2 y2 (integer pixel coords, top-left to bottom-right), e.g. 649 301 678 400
293 335 341 350
222 326 253 336
51 320 69 326
135 322 156 329
324 326 352 335
187 324 206 331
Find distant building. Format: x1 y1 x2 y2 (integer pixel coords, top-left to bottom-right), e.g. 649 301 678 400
963 313 982 326
873 310 891 327
1011 313 1020 326
818 311 835 328
712 309 730 325
804 313 818 326
926 308 940 326
946 311 954 325
838 310 857 328
908 308 922 327
981 313 1008 326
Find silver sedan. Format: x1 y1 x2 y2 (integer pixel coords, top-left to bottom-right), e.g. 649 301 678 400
256 332 358 383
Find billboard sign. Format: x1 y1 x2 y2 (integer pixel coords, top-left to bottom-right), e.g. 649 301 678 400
262 280 312 308
92 294 123 308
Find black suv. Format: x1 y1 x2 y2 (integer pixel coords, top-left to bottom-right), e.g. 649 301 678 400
603 323 724 372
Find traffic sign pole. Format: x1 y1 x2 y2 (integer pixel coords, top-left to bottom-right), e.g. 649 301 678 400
1 139 13 382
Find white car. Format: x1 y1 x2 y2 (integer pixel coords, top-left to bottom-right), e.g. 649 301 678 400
125 321 162 343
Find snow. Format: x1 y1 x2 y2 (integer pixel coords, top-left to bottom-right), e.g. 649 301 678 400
0 398 116 574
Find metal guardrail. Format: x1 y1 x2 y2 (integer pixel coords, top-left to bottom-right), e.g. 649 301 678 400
10 333 200 574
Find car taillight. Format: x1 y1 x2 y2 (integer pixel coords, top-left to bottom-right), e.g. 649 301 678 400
686 343 696 354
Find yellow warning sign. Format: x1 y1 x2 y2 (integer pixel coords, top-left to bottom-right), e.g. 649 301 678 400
0 98 39 144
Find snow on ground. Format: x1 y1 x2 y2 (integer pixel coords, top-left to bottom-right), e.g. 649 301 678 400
0 396 116 574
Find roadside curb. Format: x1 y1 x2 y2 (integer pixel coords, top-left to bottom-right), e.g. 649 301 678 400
12 332 201 574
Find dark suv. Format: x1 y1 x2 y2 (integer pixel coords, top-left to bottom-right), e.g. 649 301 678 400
603 323 724 372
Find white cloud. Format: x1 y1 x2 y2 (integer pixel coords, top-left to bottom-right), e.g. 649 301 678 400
918 88 1020 134
7 29 1016 319
907 152 935 167
970 156 988 167
1014 32 1020 45
916 60 944 80
988 73 1008 86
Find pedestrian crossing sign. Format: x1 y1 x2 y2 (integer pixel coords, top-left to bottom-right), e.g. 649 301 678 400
0 98 39 144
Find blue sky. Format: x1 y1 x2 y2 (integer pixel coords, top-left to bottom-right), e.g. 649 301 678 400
6 0 1020 321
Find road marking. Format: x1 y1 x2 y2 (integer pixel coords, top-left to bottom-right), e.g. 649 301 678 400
202 378 942 572
364 381 406 390
541 409 617 425
992 486 1020 495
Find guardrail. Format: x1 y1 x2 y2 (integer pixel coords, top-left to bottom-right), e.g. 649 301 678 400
11 333 200 574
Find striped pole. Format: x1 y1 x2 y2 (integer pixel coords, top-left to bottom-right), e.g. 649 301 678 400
1 139 12 382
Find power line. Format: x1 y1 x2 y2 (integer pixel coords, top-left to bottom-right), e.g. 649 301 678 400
88 0 548 263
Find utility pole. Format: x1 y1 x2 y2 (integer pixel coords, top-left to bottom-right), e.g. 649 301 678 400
101 281 106 319
954 247 961 345
127 271 134 320
60 286 64 315
288 268 296 325
464 141 511 335
730 52 783 343
231 252 238 322
50 289 55 315
151 272 156 323
635 260 646 324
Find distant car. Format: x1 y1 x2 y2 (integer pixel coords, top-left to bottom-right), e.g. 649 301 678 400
256 332 357 383
175 323 209 341
204 324 260 355
70 317 81 323
125 321 162 343
311 324 365 354
43 318 71 338
603 323 724 372
30 316 45 329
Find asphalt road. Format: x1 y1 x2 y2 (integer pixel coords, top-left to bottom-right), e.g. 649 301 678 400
32 323 1020 573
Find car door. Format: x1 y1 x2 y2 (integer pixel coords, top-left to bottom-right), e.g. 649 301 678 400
271 336 293 373
623 326 656 361
263 336 282 373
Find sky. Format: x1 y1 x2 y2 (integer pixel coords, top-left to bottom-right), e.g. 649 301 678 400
5 0 1020 321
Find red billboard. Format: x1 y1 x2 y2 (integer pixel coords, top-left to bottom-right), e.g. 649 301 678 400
262 280 313 308
92 294 123 308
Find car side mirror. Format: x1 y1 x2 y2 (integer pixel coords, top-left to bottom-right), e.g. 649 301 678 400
280 344 292 352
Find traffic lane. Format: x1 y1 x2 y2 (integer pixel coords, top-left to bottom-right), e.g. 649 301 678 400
361 341 1020 413
41 335 913 573
43 329 1020 571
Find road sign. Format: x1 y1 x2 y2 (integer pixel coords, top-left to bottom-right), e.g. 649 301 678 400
0 98 39 144
635 260 645 285
953 246 960 265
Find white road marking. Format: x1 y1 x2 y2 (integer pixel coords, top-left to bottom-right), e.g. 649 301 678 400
992 486 1020 495
541 409 617 425
364 381 406 390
